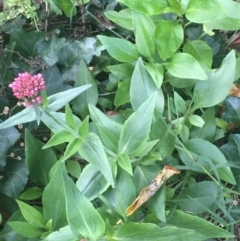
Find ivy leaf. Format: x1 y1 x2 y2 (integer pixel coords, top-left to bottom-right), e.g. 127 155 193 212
0 126 20 168
222 96 240 123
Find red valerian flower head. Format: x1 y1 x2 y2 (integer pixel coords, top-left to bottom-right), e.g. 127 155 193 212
9 72 46 107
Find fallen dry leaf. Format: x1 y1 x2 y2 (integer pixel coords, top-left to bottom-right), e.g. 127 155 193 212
229 83 240 97
126 166 180 216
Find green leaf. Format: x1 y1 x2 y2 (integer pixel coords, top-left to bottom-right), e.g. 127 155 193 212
0 126 20 168
185 0 226 23
66 161 81 179
19 187 43 200
77 116 89 138
133 164 162 193
117 0 168 15
145 63 164 88
76 164 110 201
0 107 36 130
16 200 45 228
97 35 140 63
150 116 176 158
117 153 133 176
25 129 57 186
193 50 235 110
132 11 155 58
222 96 240 123
174 92 186 114
107 63 134 80
165 210 235 240
165 53 207 80
89 104 122 139
130 58 163 113
72 60 98 119
114 78 131 107
52 0 76 17
154 21 183 60
62 138 82 162
46 85 91 111
113 222 195 241
176 138 236 185
63 168 105 240
172 181 221 214
0 159 28 199
188 115 205 127
43 130 72 149
204 0 240 31
103 168 136 217
65 104 76 130
78 133 115 186
119 93 157 156
8 221 42 238
105 9 133 30
183 40 213 71
42 163 68 230
220 134 240 182
42 225 79 241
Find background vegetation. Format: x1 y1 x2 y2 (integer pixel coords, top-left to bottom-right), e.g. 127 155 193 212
1 0 240 240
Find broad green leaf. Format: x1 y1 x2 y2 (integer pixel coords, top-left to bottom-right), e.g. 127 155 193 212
185 0 226 23
177 138 236 185
97 124 118 153
172 181 221 214
8 221 42 238
63 168 105 240
167 73 198 89
16 200 45 228
107 63 134 80
165 53 207 80
204 0 240 31
0 126 20 167
42 225 79 241
43 130 72 149
97 35 140 63
119 93 157 156
46 85 91 111
222 96 240 123
53 0 76 17
154 21 183 60
105 9 133 30
145 63 164 88
72 60 98 119
133 164 162 193
130 58 163 112
19 187 43 200
78 133 114 186
117 0 168 15
188 115 205 127
235 58 240 81
0 107 36 130
25 129 57 186
0 159 28 199
103 168 135 217
77 164 110 201
117 153 133 176
183 40 213 71
193 51 235 110
113 222 195 241
165 210 235 240
77 116 89 138
62 138 82 162
66 161 81 178
150 116 176 158
42 162 68 230
89 104 122 139
114 78 131 107
220 134 240 183
132 11 155 58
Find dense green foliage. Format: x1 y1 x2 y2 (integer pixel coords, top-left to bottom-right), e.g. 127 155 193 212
1 0 240 240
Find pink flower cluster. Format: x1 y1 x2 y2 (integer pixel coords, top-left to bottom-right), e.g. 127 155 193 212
9 72 46 107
